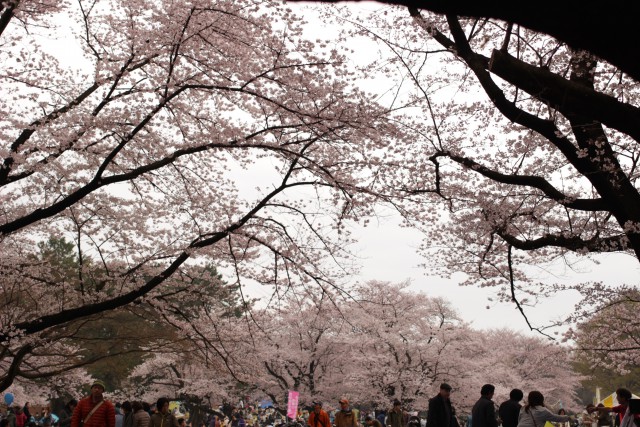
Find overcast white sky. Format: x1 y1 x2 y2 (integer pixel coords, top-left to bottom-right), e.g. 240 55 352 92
347 210 640 333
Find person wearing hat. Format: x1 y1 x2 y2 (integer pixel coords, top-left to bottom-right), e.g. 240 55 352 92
334 399 358 427
71 380 116 427
307 402 330 427
426 384 459 427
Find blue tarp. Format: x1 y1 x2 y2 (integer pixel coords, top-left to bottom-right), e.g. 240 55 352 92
260 399 274 408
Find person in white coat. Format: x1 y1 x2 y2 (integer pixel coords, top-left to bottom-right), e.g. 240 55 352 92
516 392 571 427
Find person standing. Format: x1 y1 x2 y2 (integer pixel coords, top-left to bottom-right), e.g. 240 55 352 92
150 399 178 427
366 417 383 427
498 389 523 427
6 407 16 427
427 383 460 427
595 404 611 427
334 399 358 427
22 404 31 421
386 401 405 427
121 402 133 427
556 409 570 427
471 385 498 427
591 388 640 427
516 391 570 427
132 402 150 427
60 400 78 427
235 413 245 427
15 406 27 427
115 405 124 427
71 380 116 427
308 402 330 427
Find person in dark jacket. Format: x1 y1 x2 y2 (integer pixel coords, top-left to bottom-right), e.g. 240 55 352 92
498 389 523 427
471 385 498 427
150 399 178 427
387 400 406 427
427 383 460 427
60 400 78 427
121 402 133 427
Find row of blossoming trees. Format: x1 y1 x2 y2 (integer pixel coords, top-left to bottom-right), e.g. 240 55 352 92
1 0 639 399
122 281 582 413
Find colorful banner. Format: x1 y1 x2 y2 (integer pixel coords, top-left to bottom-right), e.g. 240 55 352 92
287 390 299 419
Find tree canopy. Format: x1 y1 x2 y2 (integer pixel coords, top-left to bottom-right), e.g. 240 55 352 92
310 0 640 345
0 0 395 392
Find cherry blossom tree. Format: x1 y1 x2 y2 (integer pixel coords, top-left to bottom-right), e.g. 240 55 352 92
231 282 582 412
568 287 640 370
341 281 470 408
459 329 582 412
340 284 581 412
235 290 347 408
315 2 640 340
0 0 399 392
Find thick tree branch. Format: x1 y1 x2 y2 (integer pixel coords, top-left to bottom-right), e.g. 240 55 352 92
0 1 18 38
489 50 640 142
496 228 629 253
0 122 318 236
0 174 299 343
439 15 587 172
433 151 607 211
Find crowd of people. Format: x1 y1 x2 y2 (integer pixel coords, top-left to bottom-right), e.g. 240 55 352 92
2 382 639 427
0 382 188 427
306 384 640 427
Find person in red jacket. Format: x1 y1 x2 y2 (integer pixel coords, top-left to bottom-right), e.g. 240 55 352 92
591 388 640 427
307 402 330 427
71 380 116 427
15 406 28 427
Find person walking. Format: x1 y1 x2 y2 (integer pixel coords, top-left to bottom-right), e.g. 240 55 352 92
308 402 330 427
471 385 498 427
334 399 358 427
386 401 405 427
150 399 178 427
427 383 460 427
498 389 523 427
132 402 150 427
71 380 116 427
516 391 570 427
